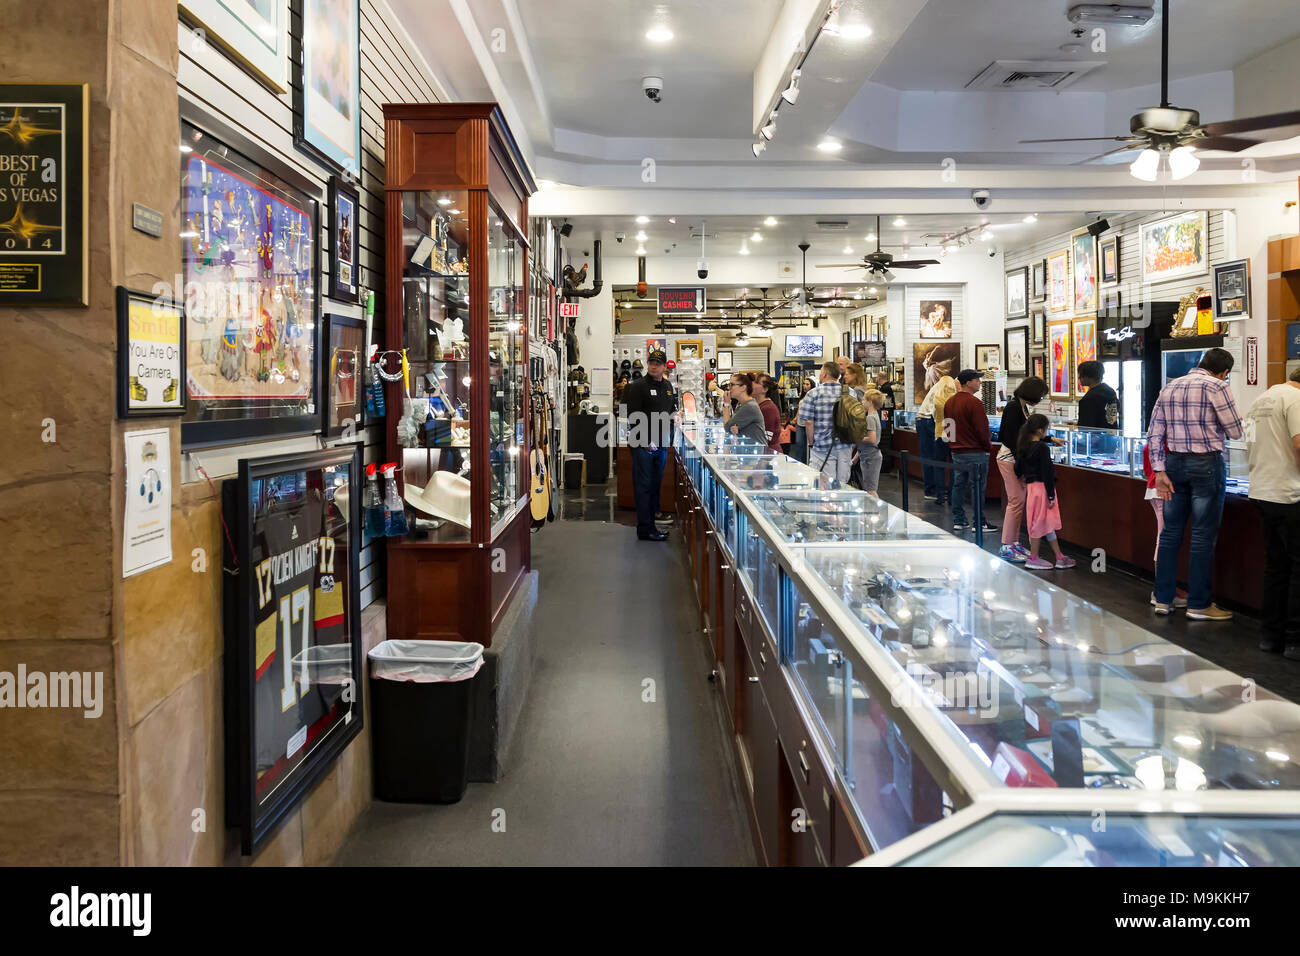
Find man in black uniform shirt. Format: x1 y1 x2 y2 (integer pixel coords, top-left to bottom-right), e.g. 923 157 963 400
622 348 678 540
1076 360 1119 429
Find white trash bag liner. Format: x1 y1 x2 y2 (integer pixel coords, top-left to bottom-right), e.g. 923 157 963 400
368 640 484 683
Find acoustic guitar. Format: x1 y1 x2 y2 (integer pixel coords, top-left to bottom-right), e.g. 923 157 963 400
529 386 550 523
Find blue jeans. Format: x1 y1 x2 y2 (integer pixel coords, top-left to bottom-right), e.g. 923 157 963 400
632 447 667 536
950 452 988 526
916 417 940 497
1155 452 1226 609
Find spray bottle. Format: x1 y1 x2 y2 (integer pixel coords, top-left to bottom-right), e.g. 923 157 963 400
381 462 408 537
363 462 386 539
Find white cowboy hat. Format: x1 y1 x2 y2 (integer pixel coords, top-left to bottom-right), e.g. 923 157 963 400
403 471 472 528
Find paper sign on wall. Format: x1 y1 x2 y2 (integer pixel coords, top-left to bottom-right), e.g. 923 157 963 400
123 428 172 577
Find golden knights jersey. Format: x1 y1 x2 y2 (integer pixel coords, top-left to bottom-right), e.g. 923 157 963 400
251 487 350 799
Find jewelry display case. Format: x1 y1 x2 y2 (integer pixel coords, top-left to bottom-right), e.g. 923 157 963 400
382 103 536 646
1067 426 1130 473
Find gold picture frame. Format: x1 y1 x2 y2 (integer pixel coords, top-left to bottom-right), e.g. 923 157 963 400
1170 287 1216 338
675 338 703 359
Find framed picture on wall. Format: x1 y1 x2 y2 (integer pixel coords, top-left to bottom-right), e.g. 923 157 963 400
1100 287 1122 317
1005 326 1029 377
328 176 360 303
1071 229 1097 314
913 342 961 404
1048 320 1072 399
975 343 1002 372
1072 315 1098 372
180 0 290 92
1006 266 1028 320
841 331 851 358
716 350 734 371
294 0 363 176
1031 353 1046 380
676 339 703 359
323 314 365 437
1100 235 1121 284
1031 259 1047 300
117 287 187 418
920 300 953 339
1047 250 1070 313
1140 210 1208 283
1213 258 1251 319
1031 307 1046 346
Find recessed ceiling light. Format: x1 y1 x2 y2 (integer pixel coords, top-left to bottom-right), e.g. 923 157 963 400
635 231 648 241
750 231 763 242
840 22 873 40
980 229 994 241
437 196 452 206
636 246 646 255
635 216 650 224
892 217 907 227
864 233 876 241
764 217 778 226
179 144 193 154
645 25 673 42
739 245 750 255
668 217 677 224
842 245 854 255
1023 214 1038 223
816 138 842 153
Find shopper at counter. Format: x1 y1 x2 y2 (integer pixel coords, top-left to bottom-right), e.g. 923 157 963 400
1076 361 1119 430
623 348 678 542
755 374 783 452
1015 414 1076 570
917 374 957 503
857 389 886 496
995 376 1051 562
724 373 769 445
1148 347 1243 620
1245 368 1300 658
799 362 851 482
947 369 997 534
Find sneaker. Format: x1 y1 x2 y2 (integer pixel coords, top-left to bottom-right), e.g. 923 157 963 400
1186 604 1233 622
981 519 998 532
1053 555 1076 569
998 545 1026 563
1012 544 1032 559
923 493 939 501
1150 592 1189 609
952 522 968 532
1152 602 1172 616
1024 556 1055 570
655 511 674 523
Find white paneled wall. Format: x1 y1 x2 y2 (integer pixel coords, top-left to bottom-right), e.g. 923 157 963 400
901 284 965 407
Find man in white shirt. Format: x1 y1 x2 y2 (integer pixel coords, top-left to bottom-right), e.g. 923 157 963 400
1246 367 1300 659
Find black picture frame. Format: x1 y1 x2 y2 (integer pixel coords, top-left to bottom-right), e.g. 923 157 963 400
292 0 363 176
322 313 365 437
1100 287 1123 318
328 176 361 303
222 444 364 855
1005 325 1029 377
179 107 323 448
1100 235 1121 284
1031 307 1046 346
1005 266 1029 320
1213 258 1251 319
1031 259 1047 301
116 286 187 418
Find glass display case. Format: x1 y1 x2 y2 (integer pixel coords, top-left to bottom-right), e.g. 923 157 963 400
1226 440 1250 497
1067 427 1130 473
894 410 916 431
747 491 947 545
383 103 536 647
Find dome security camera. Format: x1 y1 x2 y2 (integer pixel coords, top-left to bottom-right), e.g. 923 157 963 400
642 76 664 103
986 245 999 258
697 258 709 280
972 188 991 210
615 233 625 243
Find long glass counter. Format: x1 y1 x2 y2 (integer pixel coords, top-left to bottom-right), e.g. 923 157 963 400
679 417 1300 865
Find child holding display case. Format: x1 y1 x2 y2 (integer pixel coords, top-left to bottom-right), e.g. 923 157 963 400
1015 413 1076 570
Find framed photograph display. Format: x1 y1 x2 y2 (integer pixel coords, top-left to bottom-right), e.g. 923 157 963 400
328 176 360 303
919 299 953 339
180 116 320 447
1031 307 1046 346
1031 259 1046 300
1140 210 1208 283
860 340 887 365
323 314 364 437
0 84 89 306
117 287 186 418
716 350 734 372
913 341 961 404
180 1 289 92
676 339 702 359
1100 235 1120 284
1047 249 1070 313
1072 315 1098 370
1213 258 1251 319
1005 326 1029 377
294 0 362 175
222 445 363 855
1005 266 1028 319
975 343 1002 372
1048 320 1072 399
1071 229 1097 314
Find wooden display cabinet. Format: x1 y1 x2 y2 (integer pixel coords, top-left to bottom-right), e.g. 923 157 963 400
382 103 536 647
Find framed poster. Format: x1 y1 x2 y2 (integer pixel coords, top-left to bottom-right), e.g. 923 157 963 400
323 314 364 437
1047 250 1070 313
860 340 887 365
0 84 88 306
676 338 702 359
1071 230 1097 314
913 341 960 404
180 0 290 92
1031 259 1046 301
1140 210 1208 283
117 287 187 418
920 299 953 339
180 116 320 446
716 350 734 372
327 176 360 303
645 337 666 354
1031 353 1046 380
1005 326 1029 377
1048 320 1072 399
1213 258 1251 319
1099 235 1120 284
1031 307 1046 346
1005 266 1028 319
294 0 362 175
222 445 363 855
1072 315 1098 370
785 334 823 358
975 343 1001 372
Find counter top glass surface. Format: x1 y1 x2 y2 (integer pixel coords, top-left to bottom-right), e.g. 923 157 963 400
748 491 948 544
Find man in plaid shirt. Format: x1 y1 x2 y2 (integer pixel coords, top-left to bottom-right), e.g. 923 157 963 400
798 362 852 482
1148 347 1243 620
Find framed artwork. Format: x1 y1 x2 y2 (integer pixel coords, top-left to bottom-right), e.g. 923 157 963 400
1071 229 1097 314
222 444 363 854
180 0 289 92
1005 326 1029 377
1031 353 1046 380
860 340 887 365
676 339 702 359
1100 235 1120 284
1047 250 1070 313
117 287 187 418
180 116 321 447
913 341 961 404
1140 210 1208 283
645 337 666 354
323 314 364 437
0 84 89 306
716 350 734 371
841 331 851 358
1213 258 1251 319
1048 320 1072 399
294 0 362 175
1072 316 1098 373
1100 287 1122 317
1005 266 1028 319
785 334 823 358
853 340 869 364
1031 307 1046 346
328 176 360 303
920 299 953 339
975 343 1002 372
1031 259 1047 300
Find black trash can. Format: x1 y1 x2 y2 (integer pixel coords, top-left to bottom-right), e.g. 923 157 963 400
369 640 484 803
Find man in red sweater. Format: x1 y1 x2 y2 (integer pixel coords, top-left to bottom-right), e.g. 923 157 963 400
946 369 997 533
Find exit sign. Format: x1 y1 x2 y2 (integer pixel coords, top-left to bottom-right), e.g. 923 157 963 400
560 302 581 318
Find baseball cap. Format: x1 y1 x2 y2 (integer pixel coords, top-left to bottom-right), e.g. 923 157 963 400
647 348 668 364
957 369 983 385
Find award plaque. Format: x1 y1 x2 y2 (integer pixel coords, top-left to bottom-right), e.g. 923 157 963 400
0 84 88 305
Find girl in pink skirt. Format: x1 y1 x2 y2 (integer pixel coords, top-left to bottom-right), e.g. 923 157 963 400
1014 414 1076 570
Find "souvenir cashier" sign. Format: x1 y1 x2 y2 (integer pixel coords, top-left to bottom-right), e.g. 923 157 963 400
657 286 706 316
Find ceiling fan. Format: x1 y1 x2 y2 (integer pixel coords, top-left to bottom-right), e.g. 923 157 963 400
816 216 940 281
1020 0 1300 178
796 242 881 306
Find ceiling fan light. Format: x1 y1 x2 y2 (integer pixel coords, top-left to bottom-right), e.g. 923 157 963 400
883 270 896 283
1169 145 1200 180
1130 148 1160 182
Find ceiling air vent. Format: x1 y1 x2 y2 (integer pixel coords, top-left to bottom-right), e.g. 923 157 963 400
814 220 850 231
966 59 1104 91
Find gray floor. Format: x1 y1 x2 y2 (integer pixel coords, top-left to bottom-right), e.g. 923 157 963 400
333 508 756 866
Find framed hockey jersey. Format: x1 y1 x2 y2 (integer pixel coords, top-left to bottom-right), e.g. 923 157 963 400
223 445 363 854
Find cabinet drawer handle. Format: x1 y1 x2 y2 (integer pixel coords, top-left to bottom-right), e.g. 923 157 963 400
758 649 767 668
798 750 811 782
